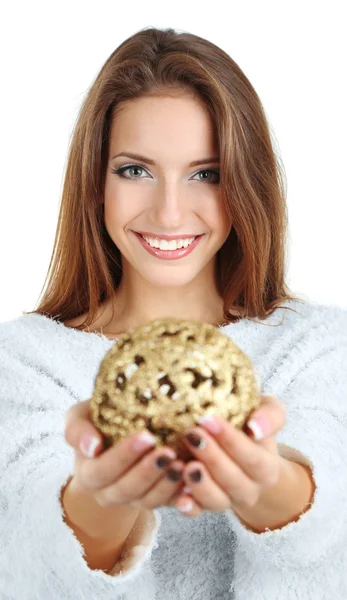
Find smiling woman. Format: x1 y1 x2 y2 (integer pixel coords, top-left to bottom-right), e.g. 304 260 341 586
22 27 302 337
3 24 347 600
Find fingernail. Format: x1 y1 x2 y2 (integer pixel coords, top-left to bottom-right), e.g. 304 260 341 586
79 434 100 458
132 432 157 451
166 468 182 482
185 433 206 449
155 450 176 468
188 469 202 483
197 414 222 434
178 498 194 513
245 415 270 441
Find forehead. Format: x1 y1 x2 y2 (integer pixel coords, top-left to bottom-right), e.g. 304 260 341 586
109 95 218 161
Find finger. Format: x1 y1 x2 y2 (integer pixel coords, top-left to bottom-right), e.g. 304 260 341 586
182 424 279 490
64 399 104 458
181 461 244 511
96 456 183 508
244 395 286 444
175 492 203 517
166 484 193 508
129 460 186 510
64 399 90 427
183 452 260 510
195 394 285 463
80 434 170 491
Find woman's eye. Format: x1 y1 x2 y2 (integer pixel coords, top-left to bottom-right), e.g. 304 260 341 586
114 165 147 178
195 170 220 183
112 165 220 184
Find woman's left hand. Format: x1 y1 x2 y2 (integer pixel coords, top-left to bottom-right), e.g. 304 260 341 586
175 394 286 516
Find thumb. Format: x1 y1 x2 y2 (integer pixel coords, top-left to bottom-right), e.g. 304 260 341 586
64 399 104 458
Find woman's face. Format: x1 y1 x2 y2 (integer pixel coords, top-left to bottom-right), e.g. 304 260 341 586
103 93 232 289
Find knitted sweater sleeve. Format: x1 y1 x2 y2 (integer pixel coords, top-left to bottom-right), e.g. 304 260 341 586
225 307 347 599
0 341 161 600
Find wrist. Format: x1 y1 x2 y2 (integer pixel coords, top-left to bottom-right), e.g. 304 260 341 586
232 457 315 533
61 475 140 543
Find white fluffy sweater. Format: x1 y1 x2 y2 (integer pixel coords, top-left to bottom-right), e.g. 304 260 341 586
1 299 347 599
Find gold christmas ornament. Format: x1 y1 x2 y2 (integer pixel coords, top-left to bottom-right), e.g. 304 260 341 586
89 318 261 462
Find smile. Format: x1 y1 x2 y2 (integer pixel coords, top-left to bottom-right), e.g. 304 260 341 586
132 231 205 261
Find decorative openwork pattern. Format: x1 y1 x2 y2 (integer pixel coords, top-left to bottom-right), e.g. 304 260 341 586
89 318 260 461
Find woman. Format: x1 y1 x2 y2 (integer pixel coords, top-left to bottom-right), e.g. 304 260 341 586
1 26 346 599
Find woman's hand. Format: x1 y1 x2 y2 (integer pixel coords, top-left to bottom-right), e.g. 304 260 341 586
64 400 186 511
174 394 287 517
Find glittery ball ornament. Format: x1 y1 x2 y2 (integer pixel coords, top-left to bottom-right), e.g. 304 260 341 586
89 318 261 462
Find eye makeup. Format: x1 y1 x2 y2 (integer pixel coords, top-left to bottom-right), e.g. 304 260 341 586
111 164 220 184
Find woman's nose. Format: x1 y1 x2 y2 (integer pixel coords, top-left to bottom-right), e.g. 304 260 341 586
149 185 189 224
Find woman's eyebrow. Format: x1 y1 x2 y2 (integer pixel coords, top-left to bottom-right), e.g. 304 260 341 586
111 152 220 167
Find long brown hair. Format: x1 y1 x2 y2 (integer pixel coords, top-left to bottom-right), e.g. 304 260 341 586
24 26 306 330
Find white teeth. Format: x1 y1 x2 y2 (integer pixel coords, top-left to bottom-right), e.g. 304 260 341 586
142 235 196 250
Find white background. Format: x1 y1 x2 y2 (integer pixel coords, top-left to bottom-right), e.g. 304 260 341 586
0 0 346 323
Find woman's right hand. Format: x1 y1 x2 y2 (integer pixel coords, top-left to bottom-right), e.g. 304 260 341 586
64 400 187 510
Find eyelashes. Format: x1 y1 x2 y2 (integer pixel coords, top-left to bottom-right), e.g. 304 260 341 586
111 164 220 184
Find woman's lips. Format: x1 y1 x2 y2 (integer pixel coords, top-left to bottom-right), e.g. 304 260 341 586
132 231 204 260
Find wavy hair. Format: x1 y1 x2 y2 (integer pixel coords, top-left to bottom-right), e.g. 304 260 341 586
24 26 306 329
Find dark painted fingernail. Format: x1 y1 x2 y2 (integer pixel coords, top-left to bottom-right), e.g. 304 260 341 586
166 468 182 482
189 469 202 483
155 455 172 469
185 433 206 449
